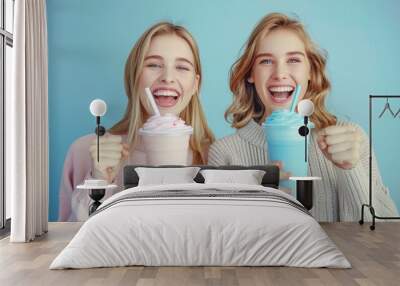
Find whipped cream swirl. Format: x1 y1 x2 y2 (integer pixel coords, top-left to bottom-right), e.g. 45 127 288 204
139 114 193 134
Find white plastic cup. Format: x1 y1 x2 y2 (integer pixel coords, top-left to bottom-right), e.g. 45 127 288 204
139 129 192 165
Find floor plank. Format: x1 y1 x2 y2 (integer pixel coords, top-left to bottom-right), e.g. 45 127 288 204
0 222 399 286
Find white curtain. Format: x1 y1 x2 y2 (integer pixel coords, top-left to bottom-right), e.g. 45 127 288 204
7 0 49 242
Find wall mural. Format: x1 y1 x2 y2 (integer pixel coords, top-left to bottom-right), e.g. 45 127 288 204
47 0 400 222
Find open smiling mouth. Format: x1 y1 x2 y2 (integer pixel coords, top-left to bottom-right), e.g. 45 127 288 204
152 89 181 108
268 86 295 104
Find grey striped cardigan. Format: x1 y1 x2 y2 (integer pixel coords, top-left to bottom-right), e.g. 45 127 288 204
208 119 398 222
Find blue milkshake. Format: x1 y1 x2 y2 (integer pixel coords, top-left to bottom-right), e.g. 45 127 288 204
263 85 314 195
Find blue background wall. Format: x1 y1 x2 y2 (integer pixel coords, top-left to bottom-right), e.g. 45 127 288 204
47 0 400 221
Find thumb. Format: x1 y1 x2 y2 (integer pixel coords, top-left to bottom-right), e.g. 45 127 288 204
318 142 335 163
270 160 283 169
318 139 327 150
121 143 130 159
317 130 327 150
105 167 115 183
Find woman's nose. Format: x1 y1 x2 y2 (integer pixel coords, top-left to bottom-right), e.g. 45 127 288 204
271 62 288 80
160 66 175 83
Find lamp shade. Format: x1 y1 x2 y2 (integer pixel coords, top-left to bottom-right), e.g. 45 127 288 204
298 99 314 117
89 99 107 117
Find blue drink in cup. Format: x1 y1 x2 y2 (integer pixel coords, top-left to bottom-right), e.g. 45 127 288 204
263 109 314 196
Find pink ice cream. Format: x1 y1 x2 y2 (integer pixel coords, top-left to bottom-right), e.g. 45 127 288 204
139 113 193 134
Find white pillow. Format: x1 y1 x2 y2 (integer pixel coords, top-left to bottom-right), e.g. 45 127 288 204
200 169 266 185
135 167 201 186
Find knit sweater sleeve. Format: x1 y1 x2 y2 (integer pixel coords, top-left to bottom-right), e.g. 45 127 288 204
208 138 231 166
334 121 399 221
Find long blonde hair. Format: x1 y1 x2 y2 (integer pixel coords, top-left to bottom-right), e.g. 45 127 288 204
109 22 214 164
226 13 336 130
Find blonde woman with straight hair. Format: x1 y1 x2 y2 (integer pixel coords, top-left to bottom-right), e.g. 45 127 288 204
208 13 398 222
59 22 214 221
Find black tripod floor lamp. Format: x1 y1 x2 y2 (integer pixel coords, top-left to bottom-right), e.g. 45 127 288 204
359 95 400 230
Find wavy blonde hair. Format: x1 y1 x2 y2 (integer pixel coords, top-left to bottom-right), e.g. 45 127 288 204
109 22 214 164
226 13 336 130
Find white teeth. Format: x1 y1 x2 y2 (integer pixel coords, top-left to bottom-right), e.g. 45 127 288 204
153 90 179 97
268 86 294 92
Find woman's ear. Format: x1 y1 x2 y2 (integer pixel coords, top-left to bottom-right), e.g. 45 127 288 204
194 74 200 94
247 69 255 83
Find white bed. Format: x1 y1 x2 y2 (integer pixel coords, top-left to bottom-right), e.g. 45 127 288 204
50 182 351 269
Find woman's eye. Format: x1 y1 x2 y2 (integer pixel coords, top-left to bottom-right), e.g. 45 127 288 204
288 58 301 63
146 63 162 68
176 65 190 71
260 59 273 65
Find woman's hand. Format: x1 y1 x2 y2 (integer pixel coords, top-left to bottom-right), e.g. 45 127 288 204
317 125 362 170
89 134 129 183
271 160 291 180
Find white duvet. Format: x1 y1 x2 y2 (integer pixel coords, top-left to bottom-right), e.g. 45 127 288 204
50 183 350 269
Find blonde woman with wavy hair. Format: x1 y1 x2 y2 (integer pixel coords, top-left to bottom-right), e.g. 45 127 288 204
59 22 214 221
209 13 397 222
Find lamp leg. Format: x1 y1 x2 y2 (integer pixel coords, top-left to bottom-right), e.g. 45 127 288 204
96 116 100 162
296 180 313 210
97 124 99 162
305 134 307 162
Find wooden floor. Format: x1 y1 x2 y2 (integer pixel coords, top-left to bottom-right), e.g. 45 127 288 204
0 222 399 286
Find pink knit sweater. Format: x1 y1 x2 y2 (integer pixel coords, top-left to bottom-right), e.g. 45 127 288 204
58 133 146 221
59 133 194 221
